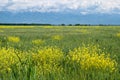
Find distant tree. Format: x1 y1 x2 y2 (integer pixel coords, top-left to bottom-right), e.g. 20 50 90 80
75 24 81 26
99 24 104 26
68 24 73 26
61 24 65 26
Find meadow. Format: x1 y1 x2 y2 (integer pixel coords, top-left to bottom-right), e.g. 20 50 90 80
0 25 120 80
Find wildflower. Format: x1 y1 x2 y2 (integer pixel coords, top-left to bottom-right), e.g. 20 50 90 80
0 26 34 29
32 39 45 45
68 45 117 73
42 26 54 29
0 48 21 73
75 29 89 34
52 35 63 40
8 36 20 43
116 32 120 37
32 47 64 75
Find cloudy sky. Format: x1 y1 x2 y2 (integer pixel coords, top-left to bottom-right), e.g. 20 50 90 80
0 0 120 24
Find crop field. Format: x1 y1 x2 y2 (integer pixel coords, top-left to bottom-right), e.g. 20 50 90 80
0 25 120 80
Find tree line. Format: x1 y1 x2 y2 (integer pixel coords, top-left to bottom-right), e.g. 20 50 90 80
0 23 119 26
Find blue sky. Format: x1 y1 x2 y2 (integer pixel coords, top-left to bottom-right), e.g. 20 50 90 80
0 0 120 24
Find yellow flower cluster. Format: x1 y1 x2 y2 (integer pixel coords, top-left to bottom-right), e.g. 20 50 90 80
32 39 45 45
32 47 64 75
0 48 25 73
8 36 20 43
75 29 89 34
0 26 34 29
68 45 117 73
0 45 118 78
52 35 63 40
116 32 120 37
41 26 54 29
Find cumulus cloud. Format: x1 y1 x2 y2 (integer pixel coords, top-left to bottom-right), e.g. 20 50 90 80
0 0 120 14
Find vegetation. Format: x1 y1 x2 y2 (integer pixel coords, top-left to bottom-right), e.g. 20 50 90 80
0 25 120 80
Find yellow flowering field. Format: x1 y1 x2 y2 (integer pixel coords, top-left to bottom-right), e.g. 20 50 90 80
0 25 120 80
0 45 118 80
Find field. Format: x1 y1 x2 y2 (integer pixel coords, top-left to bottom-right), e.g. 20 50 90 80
0 25 120 80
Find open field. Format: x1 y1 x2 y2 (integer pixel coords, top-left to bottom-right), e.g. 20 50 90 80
0 26 120 80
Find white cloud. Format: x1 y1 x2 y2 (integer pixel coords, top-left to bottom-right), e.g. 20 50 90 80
0 0 120 14
0 0 9 7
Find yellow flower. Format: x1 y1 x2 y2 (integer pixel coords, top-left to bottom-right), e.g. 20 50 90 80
116 32 120 37
8 36 20 43
7 68 11 72
75 29 89 34
42 26 54 29
32 39 45 45
0 48 26 73
0 26 34 29
68 45 117 73
52 35 63 40
32 47 64 75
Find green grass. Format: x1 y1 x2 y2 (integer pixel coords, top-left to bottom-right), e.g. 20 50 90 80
0 26 120 80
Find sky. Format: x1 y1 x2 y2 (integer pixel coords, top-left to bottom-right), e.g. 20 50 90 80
0 0 120 25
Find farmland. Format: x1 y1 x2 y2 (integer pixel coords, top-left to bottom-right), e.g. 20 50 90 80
0 25 120 80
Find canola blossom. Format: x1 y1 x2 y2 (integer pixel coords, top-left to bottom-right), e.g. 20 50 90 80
32 39 45 45
0 45 118 80
0 48 27 74
68 45 117 73
116 32 120 37
8 36 20 43
41 26 55 29
52 35 63 40
32 47 64 75
0 26 34 29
